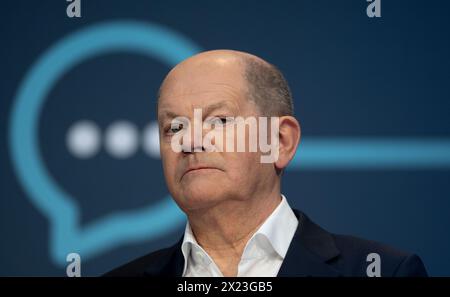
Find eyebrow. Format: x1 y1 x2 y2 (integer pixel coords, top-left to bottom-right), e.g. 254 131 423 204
158 100 236 123
158 110 179 122
202 101 236 116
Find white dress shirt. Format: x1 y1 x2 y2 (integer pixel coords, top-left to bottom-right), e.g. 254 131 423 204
181 194 299 277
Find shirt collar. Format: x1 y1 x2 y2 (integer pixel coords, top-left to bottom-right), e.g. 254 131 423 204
242 194 298 260
181 194 299 274
181 221 215 275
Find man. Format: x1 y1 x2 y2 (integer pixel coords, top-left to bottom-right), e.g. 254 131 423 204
105 50 427 277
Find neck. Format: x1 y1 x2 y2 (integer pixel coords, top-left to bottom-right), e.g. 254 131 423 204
186 186 282 276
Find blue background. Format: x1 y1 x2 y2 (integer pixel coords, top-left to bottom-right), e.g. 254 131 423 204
1 0 449 276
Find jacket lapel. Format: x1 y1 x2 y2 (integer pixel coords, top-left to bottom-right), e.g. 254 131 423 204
143 238 184 276
277 209 342 276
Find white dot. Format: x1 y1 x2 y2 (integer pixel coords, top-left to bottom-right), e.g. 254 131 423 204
66 120 101 159
104 121 138 159
142 121 160 159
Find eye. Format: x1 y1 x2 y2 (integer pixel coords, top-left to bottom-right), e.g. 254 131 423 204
168 122 184 134
210 117 230 126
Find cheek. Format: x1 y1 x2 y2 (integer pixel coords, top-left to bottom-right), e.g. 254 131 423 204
161 154 178 184
224 152 259 183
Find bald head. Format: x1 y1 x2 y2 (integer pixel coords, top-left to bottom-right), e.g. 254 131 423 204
158 50 294 117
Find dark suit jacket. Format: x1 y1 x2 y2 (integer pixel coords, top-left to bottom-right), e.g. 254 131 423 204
104 209 428 277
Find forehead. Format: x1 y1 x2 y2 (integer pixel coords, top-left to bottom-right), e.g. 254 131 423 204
157 61 250 117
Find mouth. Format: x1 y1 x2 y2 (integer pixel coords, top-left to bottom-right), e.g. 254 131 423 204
181 167 220 180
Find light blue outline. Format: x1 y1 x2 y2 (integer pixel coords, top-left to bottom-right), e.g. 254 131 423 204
289 138 450 169
9 21 201 265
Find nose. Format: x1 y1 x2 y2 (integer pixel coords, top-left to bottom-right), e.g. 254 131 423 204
180 120 205 154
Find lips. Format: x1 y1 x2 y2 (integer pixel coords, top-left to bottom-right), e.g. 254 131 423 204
181 166 219 180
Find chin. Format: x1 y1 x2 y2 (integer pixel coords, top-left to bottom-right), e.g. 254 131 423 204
177 184 226 212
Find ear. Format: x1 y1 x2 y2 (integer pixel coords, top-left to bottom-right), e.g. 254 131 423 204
274 116 301 171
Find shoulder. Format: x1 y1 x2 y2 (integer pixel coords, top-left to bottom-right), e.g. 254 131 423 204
329 233 427 276
293 209 427 277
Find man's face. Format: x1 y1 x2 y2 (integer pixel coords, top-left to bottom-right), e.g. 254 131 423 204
157 56 275 212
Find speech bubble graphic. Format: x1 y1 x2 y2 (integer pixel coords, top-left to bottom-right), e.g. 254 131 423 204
9 21 201 266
